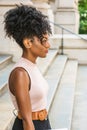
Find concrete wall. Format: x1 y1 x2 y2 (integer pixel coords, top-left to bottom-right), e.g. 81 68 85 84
50 34 87 64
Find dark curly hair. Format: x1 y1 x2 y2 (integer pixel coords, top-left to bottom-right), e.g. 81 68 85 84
4 5 52 48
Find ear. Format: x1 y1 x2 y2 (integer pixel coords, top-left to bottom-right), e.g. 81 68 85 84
23 38 32 49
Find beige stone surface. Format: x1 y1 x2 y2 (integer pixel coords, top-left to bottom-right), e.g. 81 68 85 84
71 66 87 130
54 0 79 33
55 0 78 9
32 0 49 3
54 9 79 33
0 0 33 5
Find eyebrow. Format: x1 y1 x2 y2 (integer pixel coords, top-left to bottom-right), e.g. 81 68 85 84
42 37 48 40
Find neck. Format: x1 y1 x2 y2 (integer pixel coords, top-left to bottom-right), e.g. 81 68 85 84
22 51 36 63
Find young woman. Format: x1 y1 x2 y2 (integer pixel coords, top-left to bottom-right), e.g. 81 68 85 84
4 5 52 130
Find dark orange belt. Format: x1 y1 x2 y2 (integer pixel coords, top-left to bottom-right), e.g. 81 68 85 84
18 109 47 121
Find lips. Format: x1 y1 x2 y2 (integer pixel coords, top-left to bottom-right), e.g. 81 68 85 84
45 50 48 53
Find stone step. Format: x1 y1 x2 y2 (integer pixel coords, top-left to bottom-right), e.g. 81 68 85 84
37 49 58 75
0 90 14 130
0 62 15 96
49 60 78 130
0 50 58 130
71 66 87 130
0 55 12 70
45 55 68 111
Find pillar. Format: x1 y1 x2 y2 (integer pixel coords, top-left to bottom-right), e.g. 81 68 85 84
54 0 80 34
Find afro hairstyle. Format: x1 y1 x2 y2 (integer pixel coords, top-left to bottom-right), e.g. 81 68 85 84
4 4 52 48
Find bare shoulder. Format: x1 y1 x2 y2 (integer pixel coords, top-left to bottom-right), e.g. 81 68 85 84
9 67 29 82
9 67 30 95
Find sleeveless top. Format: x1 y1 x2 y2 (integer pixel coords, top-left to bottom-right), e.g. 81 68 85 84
8 57 49 112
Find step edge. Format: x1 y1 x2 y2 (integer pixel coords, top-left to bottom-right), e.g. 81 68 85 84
49 60 78 130
0 55 12 65
47 55 68 112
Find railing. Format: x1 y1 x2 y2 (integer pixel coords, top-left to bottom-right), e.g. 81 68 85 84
49 21 87 55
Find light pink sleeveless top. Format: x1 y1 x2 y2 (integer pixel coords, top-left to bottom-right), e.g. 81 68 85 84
9 57 49 112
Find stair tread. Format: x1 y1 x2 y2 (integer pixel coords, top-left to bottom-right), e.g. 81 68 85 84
45 55 67 111
0 55 12 64
71 66 87 130
49 60 78 130
0 62 15 90
37 49 58 75
0 91 14 130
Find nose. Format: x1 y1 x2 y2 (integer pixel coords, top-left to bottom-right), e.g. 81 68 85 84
44 41 50 49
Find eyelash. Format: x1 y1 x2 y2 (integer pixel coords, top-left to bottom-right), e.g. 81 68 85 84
41 39 49 45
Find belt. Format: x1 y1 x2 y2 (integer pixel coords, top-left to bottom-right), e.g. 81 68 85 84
18 109 47 121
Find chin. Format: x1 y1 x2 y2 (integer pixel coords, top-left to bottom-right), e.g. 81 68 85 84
40 55 46 58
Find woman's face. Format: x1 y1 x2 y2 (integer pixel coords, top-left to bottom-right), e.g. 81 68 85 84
29 33 50 58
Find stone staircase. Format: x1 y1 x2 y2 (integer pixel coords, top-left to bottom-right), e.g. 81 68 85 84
0 49 81 130
0 55 15 96
49 59 78 130
71 66 87 130
0 54 15 130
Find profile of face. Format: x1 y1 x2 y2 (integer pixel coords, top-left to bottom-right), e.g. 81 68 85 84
23 33 50 58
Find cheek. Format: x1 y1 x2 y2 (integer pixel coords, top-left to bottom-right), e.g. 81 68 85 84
36 48 46 57
31 46 42 56
37 48 45 56
32 44 46 57
39 49 47 57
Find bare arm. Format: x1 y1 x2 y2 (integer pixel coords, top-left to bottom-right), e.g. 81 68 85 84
9 67 35 130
